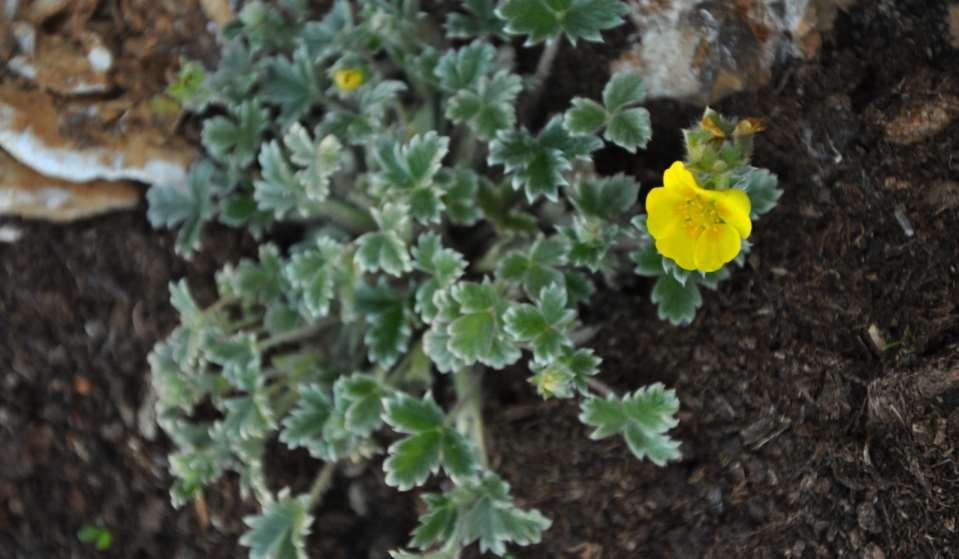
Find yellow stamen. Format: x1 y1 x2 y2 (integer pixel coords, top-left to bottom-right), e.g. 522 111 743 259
334 68 364 92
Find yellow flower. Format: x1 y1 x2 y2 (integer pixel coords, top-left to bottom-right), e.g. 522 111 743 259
645 161 752 273
333 68 364 91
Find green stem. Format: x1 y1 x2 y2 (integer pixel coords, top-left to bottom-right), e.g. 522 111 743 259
453 367 488 467
257 321 332 351
313 199 376 233
306 462 337 508
525 38 562 114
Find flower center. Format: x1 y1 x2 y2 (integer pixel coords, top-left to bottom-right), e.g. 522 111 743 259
681 195 724 237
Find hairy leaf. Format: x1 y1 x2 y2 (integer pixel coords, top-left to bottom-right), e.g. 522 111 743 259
146 160 217 258
651 274 702 326
579 383 681 465
240 490 312 559
497 0 628 45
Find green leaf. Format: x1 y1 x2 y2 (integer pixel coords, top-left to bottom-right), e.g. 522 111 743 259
442 281 521 369
437 167 484 226
383 391 444 433
202 98 268 167
383 393 480 489
206 333 261 391
279 384 333 458
78 525 113 551
602 70 646 112
503 284 576 363
285 237 343 319
738 167 782 218
489 117 601 202
284 123 342 203
497 236 569 299
455 473 552 556
605 107 652 153
372 133 450 224
146 160 217 258
563 98 606 134
167 59 212 110
334 373 387 436
236 1 289 50
355 281 412 367
497 0 628 45
630 241 663 277
435 41 496 91
447 71 523 141
423 326 469 374
651 274 702 326
412 234 467 322
262 46 321 125
240 490 312 559
385 429 443 490
207 40 259 104
299 0 354 59
220 392 276 441
579 383 681 465
529 346 601 398
409 494 456 548
445 0 508 40
355 204 413 277
569 174 639 221
254 140 304 218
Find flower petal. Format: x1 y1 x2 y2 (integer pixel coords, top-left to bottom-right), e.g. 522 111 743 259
645 186 685 239
716 188 752 238
656 232 697 271
693 223 741 272
662 161 698 193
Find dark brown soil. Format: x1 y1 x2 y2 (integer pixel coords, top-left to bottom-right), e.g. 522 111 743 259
2 1 959 558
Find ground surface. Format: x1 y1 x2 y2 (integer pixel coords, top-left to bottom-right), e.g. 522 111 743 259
2 1 959 558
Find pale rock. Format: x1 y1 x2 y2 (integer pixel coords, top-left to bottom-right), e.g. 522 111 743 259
200 0 235 28
0 225 22 243
0 85 194 188
0 149 139 221
5 30 111 95
615 0 843 104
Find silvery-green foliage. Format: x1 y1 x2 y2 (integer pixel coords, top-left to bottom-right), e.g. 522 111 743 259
146 1 780 557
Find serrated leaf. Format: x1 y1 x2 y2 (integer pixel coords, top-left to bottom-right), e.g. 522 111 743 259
605 107 652 153
285 237 343 318
355 232 412 277
221 393 275 441
435 41 496 91
602 71 646 111
206 333 261 391
529 346 601 398
207 39 259 104
262 47 321 125
236 1 289 50
504 284 575 363
497 236 569 299
455 473 552 556
284 123 342 203
202 99 268 167
445 0 508 39
630 241 664 277
423 326 468 374
490 117 601 202
564 98 607 134
384 392 444 434
279 384 333 457
355 282 412 367
497 0 628 45
440 282 520 369
372 133 450 224
738 167 782 218
409 494 456 549
240 490 312 559
570 174 639 221
334 373 387 436
299 0 354 59
412 235 467 322
447 71 523 140
254 140 303 218
651 274 702 326
385 430 443 490
383 394 479 489
437 167 483 226
146 161 217 258
578 383 681 465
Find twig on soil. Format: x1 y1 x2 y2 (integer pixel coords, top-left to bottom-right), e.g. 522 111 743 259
587 378 616 397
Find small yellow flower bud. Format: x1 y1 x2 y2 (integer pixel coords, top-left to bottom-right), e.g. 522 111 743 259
334 68 364 92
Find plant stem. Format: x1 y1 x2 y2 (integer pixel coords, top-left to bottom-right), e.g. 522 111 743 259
587 377 616 397
257 321 332 351
453 367 488 467
313 199 376 233
306 462 337 508
525 39 562 114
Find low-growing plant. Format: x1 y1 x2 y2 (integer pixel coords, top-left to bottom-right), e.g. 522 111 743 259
146 1 782 557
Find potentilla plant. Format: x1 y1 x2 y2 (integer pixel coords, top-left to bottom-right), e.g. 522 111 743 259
146 1 782 557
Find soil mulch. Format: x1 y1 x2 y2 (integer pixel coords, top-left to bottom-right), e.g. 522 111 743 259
2 1 959 558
